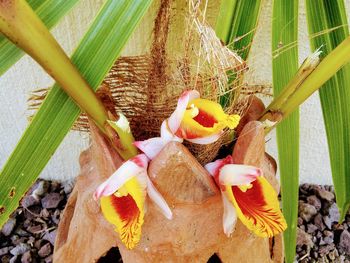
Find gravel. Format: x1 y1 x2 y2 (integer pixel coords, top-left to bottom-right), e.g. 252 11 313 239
1 181 350 262
0 180 72 263
297 184 350 262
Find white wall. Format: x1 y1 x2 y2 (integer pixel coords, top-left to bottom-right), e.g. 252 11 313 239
246 0 343 185
0 0 348 184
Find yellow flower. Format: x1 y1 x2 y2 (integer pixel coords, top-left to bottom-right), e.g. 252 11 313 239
168 90 240 144
94 154 172 249
205 156 287 237
134 90 240 159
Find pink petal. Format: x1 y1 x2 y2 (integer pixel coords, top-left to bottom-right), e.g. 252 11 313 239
219 164 262 186
204 155 234 177
186 132 222 144
167 90 200 134
130 153 149 169
134 138 168 160
94 159 144 199
222 192 237 237
146 177 173 220
204 159 226 177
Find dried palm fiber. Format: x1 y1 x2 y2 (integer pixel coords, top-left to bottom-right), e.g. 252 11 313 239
28 0 261 164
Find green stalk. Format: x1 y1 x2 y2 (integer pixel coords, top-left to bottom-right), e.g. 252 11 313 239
261 50 321 129
0 0 108 133
0 0 79 76
261 36 350 127
306 0 350 220
260 36 350 125
271 1 299 262
0 0 151 228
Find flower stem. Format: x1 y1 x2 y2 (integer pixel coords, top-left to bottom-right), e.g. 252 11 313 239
0 0 108 133
261 37 350 131
0 0 137 158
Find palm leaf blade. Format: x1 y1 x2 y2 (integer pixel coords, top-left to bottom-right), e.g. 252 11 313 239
271 1 299 263
306 0 350 220
0 0 152 227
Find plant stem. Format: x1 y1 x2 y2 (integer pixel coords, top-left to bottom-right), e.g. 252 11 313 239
0 0 138 159
261 36 350 129
0 0 108 133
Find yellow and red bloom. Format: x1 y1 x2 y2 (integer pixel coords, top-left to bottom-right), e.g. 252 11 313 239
94 154 172 249
205 156 287 237
168 90 240 143
134 90 240 159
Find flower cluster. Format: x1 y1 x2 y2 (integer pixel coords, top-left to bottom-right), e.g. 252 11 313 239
94 90 286 249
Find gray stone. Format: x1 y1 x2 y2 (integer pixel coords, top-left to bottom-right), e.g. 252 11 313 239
327 249 338 261
21 251 32 263
298 217 303 226
34 240 43 250
50 181 60 192
307 224 318 234
318 244 335 256
51 209 60 224
21 196 39 209
43 230 56 246
339 230 350 254
323 203 340 229
299 202 317 222
38 243 51 258
328 203 340 221
0 247 9 256
297 228 314 248
314 214 326 231
27 225 42 234
32 181 49 198
307 195 322 211
1 219 16 236
321 230 333 245
41 193 62 209
44 255 53 263
40 208 50 219
62 180 74 195
315 187 334 202
9 256 17 263
9 243 30 256
14 229 30 237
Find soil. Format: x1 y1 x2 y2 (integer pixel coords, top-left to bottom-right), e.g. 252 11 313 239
0 180 349 262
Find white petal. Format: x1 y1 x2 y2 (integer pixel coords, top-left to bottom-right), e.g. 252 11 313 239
168 90 200 134
186 133 221 144
94 160 142 199
160 120 183 143
114 112 131 132
222 193 237 237
146 176 173 220
219 164 261 186
134 137 168 160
